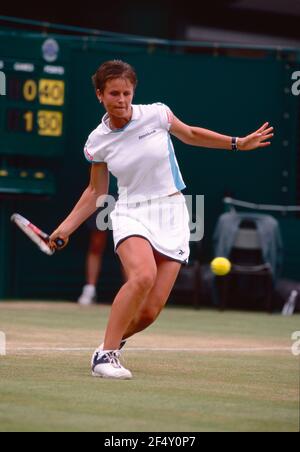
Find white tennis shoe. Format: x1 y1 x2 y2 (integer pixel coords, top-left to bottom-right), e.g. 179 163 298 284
78 284 96 306
91 350 132 380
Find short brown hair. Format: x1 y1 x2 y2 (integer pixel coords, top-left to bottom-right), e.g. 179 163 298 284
92 60 138 93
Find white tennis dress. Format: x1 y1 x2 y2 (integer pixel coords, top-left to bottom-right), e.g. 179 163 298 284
84 103 190 264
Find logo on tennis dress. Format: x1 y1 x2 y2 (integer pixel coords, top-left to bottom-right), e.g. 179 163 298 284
178 249 185 256
139 130 157 140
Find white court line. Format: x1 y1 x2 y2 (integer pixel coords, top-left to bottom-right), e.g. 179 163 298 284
6 346 291 353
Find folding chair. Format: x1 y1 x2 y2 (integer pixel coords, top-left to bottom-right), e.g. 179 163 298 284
219 219 274 312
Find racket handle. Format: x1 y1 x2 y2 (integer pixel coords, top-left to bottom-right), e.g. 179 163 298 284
54 238 66 249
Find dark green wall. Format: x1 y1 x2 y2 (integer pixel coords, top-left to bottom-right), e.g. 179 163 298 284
1 31 300 300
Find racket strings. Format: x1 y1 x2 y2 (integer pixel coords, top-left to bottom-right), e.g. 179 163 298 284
12 215 54 256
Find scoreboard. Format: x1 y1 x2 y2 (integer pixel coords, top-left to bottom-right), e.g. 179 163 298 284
0 39 67 158
0 36 68 195
7 77 64 136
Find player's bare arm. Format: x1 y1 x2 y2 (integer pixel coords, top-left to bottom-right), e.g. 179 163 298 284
170 115 274 151
50 163 109 246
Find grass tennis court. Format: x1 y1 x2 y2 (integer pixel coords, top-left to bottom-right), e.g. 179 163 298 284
0 302 299 432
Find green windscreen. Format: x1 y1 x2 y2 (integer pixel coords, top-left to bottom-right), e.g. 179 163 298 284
1 30 299 299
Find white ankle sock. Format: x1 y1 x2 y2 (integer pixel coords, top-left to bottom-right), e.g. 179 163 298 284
83 284 96 294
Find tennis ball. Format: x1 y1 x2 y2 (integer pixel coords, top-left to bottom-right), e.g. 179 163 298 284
210 257 231 276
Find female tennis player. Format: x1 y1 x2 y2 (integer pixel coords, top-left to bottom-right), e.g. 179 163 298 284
50 60 274 379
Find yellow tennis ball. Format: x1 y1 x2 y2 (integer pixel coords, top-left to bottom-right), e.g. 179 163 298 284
210 257 231 276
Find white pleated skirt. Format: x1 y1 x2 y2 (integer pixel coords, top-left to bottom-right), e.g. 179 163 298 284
110 193 190 265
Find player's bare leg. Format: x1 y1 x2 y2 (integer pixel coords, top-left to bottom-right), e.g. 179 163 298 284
122 252 181 339
78 230 108 305
92 237 158 379
103 237 157 350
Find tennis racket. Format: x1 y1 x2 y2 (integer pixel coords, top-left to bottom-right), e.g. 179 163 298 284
11 213 66 256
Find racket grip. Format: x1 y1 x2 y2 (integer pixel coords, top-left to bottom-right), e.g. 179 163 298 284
54 238 66 249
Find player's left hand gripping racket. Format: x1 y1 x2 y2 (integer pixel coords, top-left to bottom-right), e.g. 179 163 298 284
11 213 66 256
